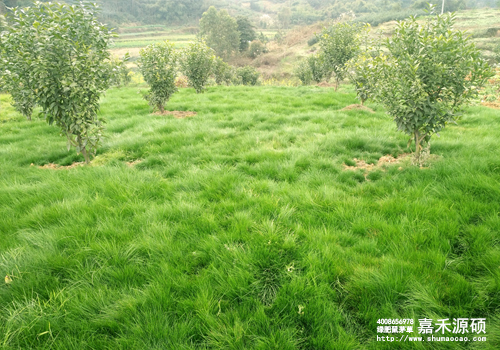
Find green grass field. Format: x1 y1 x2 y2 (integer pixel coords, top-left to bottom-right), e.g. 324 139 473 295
1 86 500 349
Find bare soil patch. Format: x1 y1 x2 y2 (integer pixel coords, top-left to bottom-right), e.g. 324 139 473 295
481 101 500 109
34 162 86 170
343 154 411 171
153 110 197 118
341 104 375 113
343 154 412 178
126 159 143 167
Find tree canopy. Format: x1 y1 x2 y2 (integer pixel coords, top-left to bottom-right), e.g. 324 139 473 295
1 1 113 163
199 6 240 60
236 16 256 52
363 8 493 162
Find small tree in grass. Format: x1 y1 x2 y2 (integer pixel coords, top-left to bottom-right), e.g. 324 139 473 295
213 57 233 86
320 22 363 90
345 25 374 105
294 53 329 85
108 53 132 87
295 59 313 85
234 66 260 86
308 53 330 84
366 8 493 163
346 55 371 105
2 1 113 163
180 40 215 93
138 41 178 113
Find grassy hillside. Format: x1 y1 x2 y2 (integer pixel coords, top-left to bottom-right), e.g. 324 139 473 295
109 7 500 79
375 8 500 62
1 85 500 349
268 7 500 76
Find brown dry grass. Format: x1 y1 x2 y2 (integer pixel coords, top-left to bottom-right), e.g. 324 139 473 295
341 104 375 113
316 81 337 88
153 110 197 118
247 22 326 76
34 162 86 170
343 154 411 173
126 159 143 167
481 101 500 109
283 22 324 47
343 154 412 180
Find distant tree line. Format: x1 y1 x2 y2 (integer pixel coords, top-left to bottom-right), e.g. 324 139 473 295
0 0 205 25
97 0 205 25
0 0 498 25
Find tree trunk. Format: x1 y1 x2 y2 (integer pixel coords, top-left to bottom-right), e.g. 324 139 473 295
414 130 421 163
81 146 90 164
158 104 164 113
77 135 90 164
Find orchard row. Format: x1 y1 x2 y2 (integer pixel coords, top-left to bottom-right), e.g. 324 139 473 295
0 2 494 165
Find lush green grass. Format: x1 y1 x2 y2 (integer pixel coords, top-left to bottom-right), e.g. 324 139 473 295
1 86 500 349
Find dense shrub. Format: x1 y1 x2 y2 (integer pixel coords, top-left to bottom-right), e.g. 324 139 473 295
235 66 260 86
290 11 323 25
294 53 330 85
248 40 267 58
307 36 319 46
138 41 178 113
319 22 363 90
180 40 216 93
294 60 313 85
308 53 329 83
257 32 269 44
213 57 234 85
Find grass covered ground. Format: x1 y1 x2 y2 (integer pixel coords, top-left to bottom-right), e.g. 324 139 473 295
1 86 500 349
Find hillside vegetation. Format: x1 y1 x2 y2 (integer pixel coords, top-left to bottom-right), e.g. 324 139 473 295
1 0 499 25
106 7 500 81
